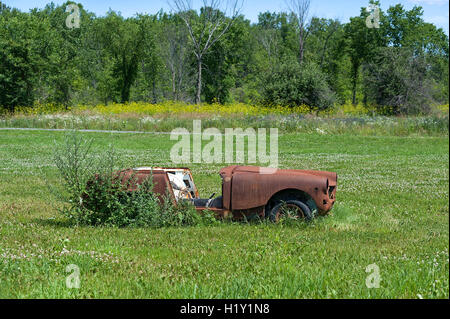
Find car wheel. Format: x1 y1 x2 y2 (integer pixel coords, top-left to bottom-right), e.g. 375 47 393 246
269 200 312 222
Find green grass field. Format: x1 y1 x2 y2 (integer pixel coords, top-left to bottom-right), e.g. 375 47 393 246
0 129 448 298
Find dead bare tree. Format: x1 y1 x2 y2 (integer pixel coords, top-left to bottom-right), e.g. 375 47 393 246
169 0 243 104
161 21 191 101
286 0 311 64
258 28 280 64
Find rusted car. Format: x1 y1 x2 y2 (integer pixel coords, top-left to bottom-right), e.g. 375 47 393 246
118 165 337 221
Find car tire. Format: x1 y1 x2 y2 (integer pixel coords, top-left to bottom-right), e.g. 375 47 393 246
269 200 312 222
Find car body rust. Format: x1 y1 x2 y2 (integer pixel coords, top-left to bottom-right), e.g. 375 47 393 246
115 165 337 220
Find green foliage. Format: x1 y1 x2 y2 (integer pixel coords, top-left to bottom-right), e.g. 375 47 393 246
363 47 435 115
0 7 36 111
0 1 448 113
344 1 387 105
91 12 158 103
203 16 251 104
262 60 335 110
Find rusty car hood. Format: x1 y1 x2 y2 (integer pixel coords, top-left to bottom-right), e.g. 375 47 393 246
220 165 337 185
219 166 337 214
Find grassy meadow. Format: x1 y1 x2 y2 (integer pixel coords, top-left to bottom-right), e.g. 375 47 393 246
1 0 449 300
0 124 448 298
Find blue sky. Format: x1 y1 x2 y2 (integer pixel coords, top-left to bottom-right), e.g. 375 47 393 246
4 0 449 34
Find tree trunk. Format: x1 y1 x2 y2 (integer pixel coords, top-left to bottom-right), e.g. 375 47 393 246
121 58 131 103
351 62 359 105
171 71 176 100
196 58 202 104
152 79 157 103
320 34 331 68
299 29 304 64
300 41 304 64
121 82 131 103
351 79 357 105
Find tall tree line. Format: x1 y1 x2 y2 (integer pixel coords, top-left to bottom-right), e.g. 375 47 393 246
0 0 448 114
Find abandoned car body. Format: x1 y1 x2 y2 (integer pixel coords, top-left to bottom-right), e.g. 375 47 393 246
117 165 337 221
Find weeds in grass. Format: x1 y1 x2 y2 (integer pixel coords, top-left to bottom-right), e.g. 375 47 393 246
51 131 217 228
2 112 448 136
2 101 447 136
11 101 449 117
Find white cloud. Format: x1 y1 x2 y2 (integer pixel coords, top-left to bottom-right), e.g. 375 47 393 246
427 15 449 24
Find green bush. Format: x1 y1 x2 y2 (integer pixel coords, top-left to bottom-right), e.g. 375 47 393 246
363 47 436 115
262 60 336 110
52 131 218 227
